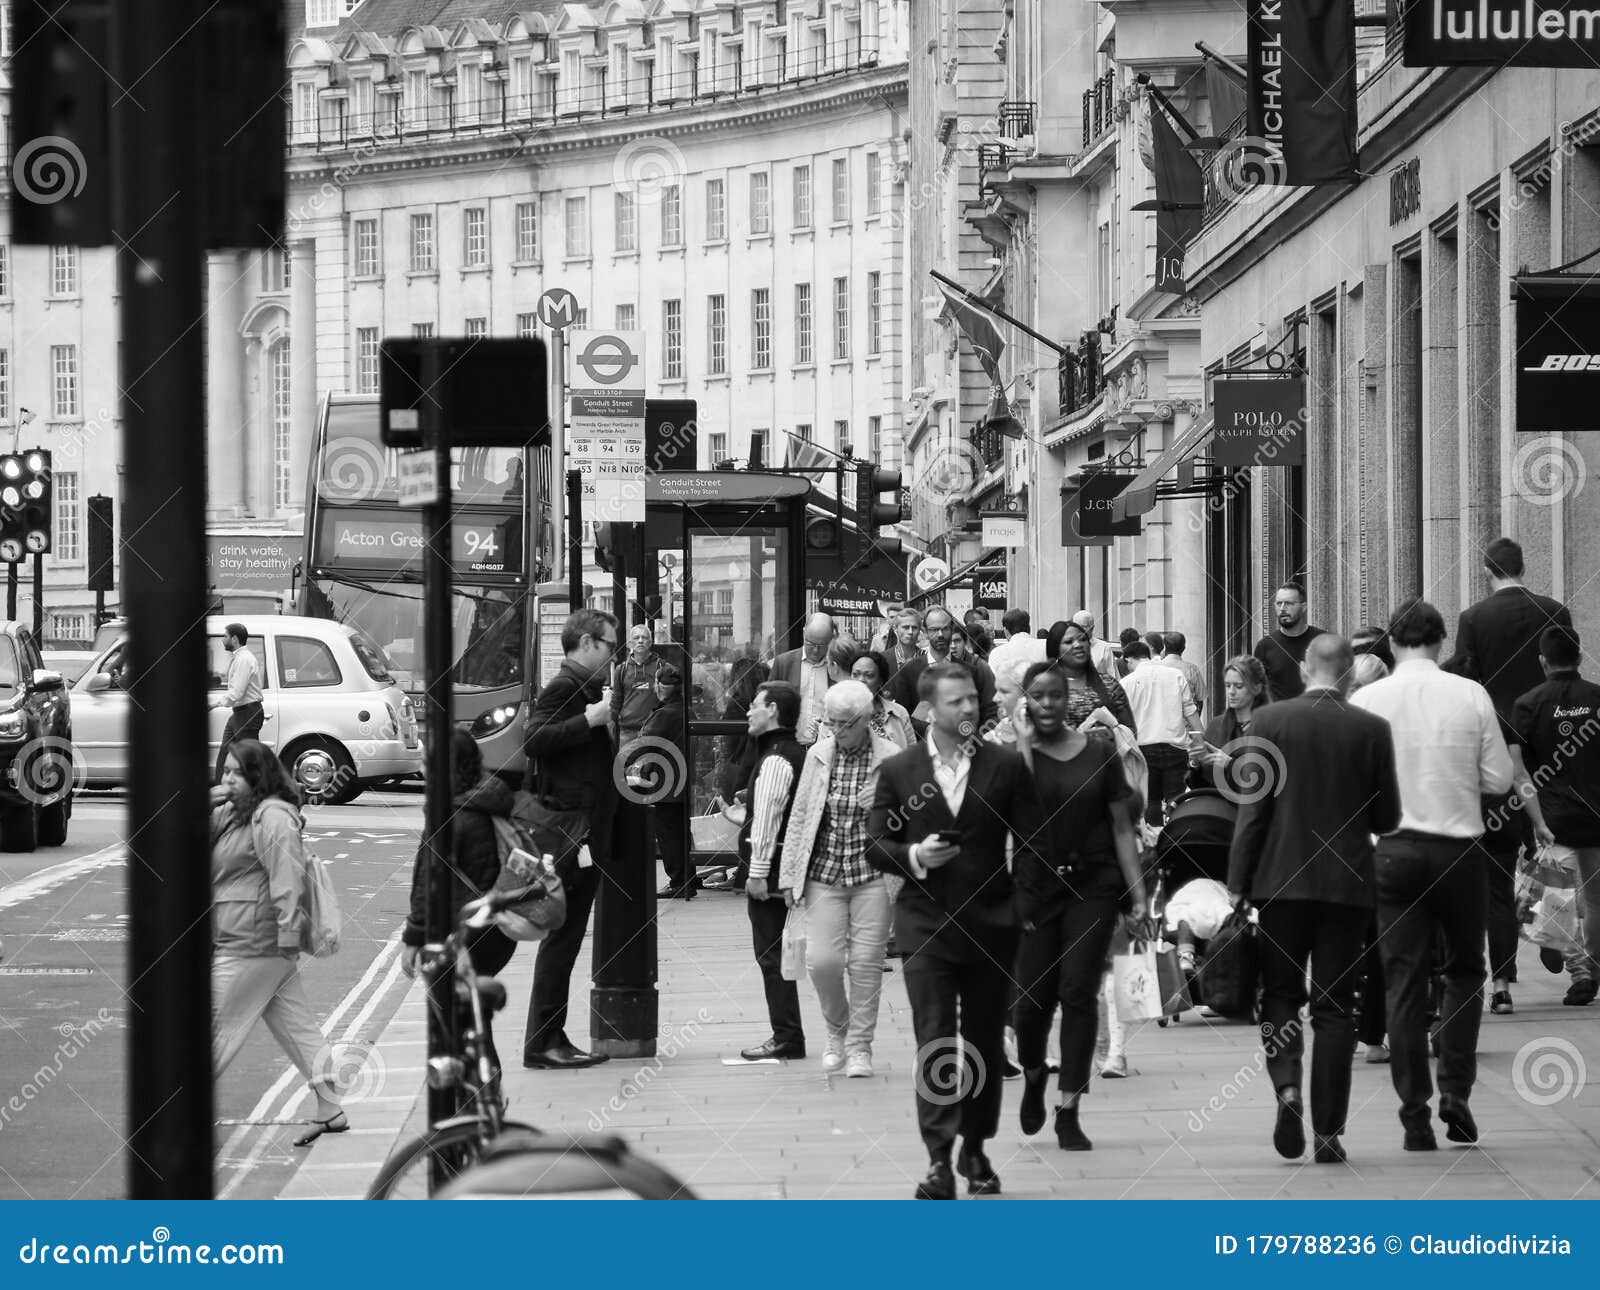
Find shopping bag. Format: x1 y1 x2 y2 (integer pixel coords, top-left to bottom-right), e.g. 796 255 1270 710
1112 941 1165 1022
1529 843 1580 891
780 904 808 981
1525 886 1582 955
298 848 342 958
1155 939 1193 1016
691 809 741 854
489 816 567 942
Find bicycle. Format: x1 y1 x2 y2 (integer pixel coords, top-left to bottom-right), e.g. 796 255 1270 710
366 892 544 1199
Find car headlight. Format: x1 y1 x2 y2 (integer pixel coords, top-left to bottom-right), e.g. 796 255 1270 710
468 703 520 738
0 712 27 740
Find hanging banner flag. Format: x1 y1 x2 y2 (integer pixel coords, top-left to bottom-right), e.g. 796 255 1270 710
1147 100 1204 294
1513 275 1600 432
1404 0 1600 67
1212 378 1307 466
1246 0 1357 185
934 279 1006 383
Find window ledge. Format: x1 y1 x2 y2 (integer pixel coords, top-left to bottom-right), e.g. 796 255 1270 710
49 418 84 427
406 269 438 281
791 227 814 239
659 377 687 389
510 259 542 271
865 352 882 363
748 367 775 378
459 264 491 277
351 273 385 285
864 213 882 226
704 372 730 385
830 219 851 230
613 249 639 260
46 295 82 304
658 245 685 258
747 231 773 244
830 357 852 368
563 255 593 266
703 238 728 250
791 362 816 374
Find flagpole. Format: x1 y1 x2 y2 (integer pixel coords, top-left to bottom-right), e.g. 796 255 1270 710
928 270 1068 356
1194 41 1248 82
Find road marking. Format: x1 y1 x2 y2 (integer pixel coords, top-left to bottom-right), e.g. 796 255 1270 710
215 932 406 1199
0 843 125 913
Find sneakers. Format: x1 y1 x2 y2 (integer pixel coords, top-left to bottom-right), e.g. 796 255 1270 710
845 1050 874 1078
1177 945 1197 973
1489 989 1513 1014
822 1034 846 1072
1100 1054 1128 1079
1365 1043 1391 1064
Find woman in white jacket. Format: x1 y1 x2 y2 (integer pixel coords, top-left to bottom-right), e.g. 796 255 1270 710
777 682 900 1078
211 739 347 1147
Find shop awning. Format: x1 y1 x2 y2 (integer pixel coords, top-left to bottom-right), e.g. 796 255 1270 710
1111 416 1215 521
907 547 1004 606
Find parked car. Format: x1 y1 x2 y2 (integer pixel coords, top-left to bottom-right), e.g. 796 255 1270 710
43 650 99 685
71 615 420 804
0 621 73 851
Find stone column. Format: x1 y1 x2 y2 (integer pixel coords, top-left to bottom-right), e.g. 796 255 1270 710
288 239 318 522
205 251 246 519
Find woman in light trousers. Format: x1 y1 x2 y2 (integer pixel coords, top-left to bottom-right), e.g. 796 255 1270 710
778 681 898 1078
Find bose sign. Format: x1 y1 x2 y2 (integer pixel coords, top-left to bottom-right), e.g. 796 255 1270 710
1514 276 1600 432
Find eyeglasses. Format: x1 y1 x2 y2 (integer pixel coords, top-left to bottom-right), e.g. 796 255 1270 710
821 715 866 732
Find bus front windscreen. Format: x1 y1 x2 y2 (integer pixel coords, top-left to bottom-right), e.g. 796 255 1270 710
307 578 525 694
316 399 529 508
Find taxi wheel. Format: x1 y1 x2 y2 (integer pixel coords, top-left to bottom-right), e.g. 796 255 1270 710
284 737 357 807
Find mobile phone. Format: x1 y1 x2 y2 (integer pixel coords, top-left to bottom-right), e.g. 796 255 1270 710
932 829 961 845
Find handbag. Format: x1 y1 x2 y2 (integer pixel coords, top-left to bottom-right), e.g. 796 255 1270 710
489 815 568 942
508 788 590 867
1196 907 1259 1018
251 812 340 958
780 903 808 981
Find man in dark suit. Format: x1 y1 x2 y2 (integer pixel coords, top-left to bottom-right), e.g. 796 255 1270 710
1447 536 1572 1010
770 612 841 746
520 609 620 1070
1228 634 1402 1165
868 662 1042 1200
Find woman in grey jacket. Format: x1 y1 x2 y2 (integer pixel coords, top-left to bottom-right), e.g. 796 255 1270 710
212 738 347 1147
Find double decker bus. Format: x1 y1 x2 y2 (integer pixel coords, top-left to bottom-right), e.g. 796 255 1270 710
299 394 553 781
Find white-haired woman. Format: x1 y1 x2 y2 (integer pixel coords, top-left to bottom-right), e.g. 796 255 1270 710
986 635 1049 745
778 680 900 1077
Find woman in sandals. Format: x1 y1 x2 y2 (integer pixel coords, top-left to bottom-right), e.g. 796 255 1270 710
211 739 347 1147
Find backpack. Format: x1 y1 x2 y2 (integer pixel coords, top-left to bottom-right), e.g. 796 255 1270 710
488 814 568 942
252 808 341 958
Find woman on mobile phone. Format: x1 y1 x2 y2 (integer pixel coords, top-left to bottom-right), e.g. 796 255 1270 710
1187 654 1270 795
1012 664 1144 1152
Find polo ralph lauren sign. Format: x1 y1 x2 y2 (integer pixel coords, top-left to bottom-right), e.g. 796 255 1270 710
1403 0 1600 66
1246 0 1358 185
1212 378 1307 466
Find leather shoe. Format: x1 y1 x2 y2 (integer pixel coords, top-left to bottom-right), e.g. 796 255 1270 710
956 1146 1001 1195
739 1037 805 1061
1490 989 1514 1015
1273 1087 1305 1160
1055 1102 1092 1151
523 1042 609 1070
914 1158 956 1200
1403 1124 1438 1151
1438 1095 1478 1144
1019 1067 1049 1136
1312 1134 1346 1164
1564 979 1598 1006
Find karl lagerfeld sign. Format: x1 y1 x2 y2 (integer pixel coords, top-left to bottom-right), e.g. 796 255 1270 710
1212 378 1308 466
1403 0 1600 66
1514 275 1600 431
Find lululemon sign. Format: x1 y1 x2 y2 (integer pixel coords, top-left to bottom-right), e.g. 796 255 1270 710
1211 378 1307 467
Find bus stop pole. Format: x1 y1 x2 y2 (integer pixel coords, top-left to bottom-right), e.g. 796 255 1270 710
549 328 566 583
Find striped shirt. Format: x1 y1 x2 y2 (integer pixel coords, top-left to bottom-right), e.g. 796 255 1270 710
746 755 798 880
807 745 875 887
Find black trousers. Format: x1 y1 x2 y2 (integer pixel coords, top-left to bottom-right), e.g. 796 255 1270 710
1357 915 1387 1047
1480 798 1522 984
523 859 601 1057
1014 897 1120 1096
1256 900 1369 1137
747 894 803 1048
1375 834 1488 1129
653 802 693 888
901 932 1018 1157
1140 744 1188 826
215 702 265 781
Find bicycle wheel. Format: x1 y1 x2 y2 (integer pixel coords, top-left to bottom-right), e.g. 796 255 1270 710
366 1119 543 1200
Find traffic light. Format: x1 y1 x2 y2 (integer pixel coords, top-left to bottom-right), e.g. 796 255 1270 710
593 521 642 575
854 463 905 559
804 460 846 557
86 495 114 591
0 451 51 563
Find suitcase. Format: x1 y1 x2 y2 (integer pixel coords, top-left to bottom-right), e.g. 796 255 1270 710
1195 908 1259 1019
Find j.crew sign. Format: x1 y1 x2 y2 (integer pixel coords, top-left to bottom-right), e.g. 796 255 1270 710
1212 378 1307 467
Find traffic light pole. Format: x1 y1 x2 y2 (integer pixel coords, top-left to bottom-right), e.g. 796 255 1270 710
118 0 214 1199
31 552 42 641
5 564 13 620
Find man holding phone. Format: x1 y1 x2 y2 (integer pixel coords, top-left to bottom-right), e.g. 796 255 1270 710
868 662 1043 1200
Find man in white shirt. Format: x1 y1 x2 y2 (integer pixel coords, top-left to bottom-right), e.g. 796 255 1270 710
210 622 265 782
1160 631 1208 717
1072 609 1120 684
772 613 840 745
1120 639 1202 824
1351 598 1513 1153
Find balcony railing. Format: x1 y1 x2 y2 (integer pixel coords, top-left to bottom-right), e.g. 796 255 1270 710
1201 110 1249 221
977 141 1013 187
997 98 1035 138
978 424 1007 474
1057 332 1104 418
1080 71 1116 150
288 37 883 152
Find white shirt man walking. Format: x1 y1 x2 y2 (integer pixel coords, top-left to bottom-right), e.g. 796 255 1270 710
210 623 264 783
1119 639 1201 824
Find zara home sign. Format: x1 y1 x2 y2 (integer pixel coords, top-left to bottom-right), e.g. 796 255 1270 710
1211 378 1307 467
1404 0 1600 66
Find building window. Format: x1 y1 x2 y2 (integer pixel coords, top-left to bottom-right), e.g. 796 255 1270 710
412 322 434 338
869 414 883 461
706 177 726 242
616 303 636 331
834 419 849 451
749 171 771 234
831 157 849 223
662 299 683 380
0 350 9 422
54 471 79 561
661 185 682 247
270 343 293 511
51 245 78 296
0 246 10 297
833 277 850 360
409 212 435 271
867 271 882 355
463 207 488 266
574 307 588 327
51 345 78 418
515 313 535 337
614 191 637 252
355 327 379 393
564 196 589 257
49 611 89 644
515 201 538 261
866 151 881 216
751 287 771 369
465 317 488 338
709 431 728 464
354 218 379 276
793 164 812 229
707 294 726 374
796 423 812 444
795 283 813 365
260 247 289 292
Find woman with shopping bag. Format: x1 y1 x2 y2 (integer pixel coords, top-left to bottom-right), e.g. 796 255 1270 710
1012 664 1145 1151
777 681 901 1077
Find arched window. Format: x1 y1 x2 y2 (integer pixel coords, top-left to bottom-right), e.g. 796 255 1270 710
270 341 293 511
